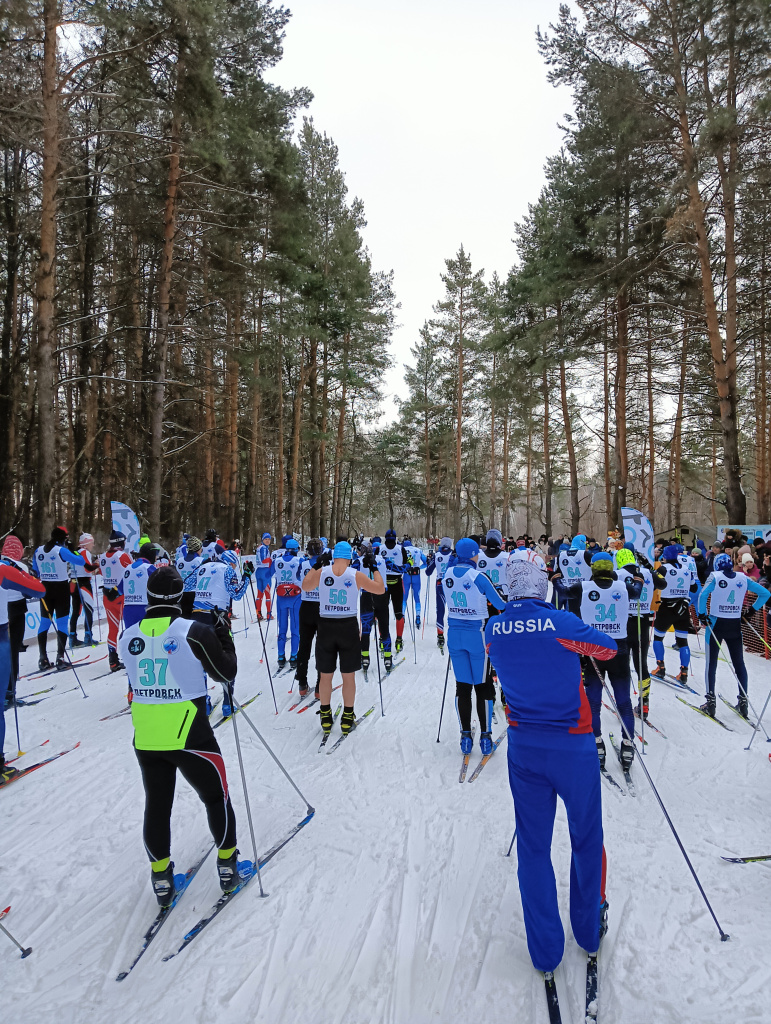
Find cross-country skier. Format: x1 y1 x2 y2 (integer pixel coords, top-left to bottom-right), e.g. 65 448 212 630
485 556 615 976
359 542 392 673
31 526 85 670
425 537 455 651
273 538 303 670
650 544 698 684
0 561 45 783
68 532 99 647
201 528 225 561
296 539 323 699
176 535 203 618
1 536 36 705
442 537 506 755
302 541 385 737
614 546 661 719
100 530 134 671
477 529 510 598
381 528 408 653
119 543 159 629
119 566 244 904
402 537 426 627
254 532 273 621
697 552 770 717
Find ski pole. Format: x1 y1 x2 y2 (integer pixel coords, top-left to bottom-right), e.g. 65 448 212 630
705 621 771 740
64 650 88 699
12 674 21 756
745 618 771 657
746 689 771 750
436 654 452 742
373 619 384 717
231 694 315 815
248 578 278 714
226 683 268 898
411 587 417 664
422 573 429 638
506 829 517 857
592 657 729 942
0 916 32 959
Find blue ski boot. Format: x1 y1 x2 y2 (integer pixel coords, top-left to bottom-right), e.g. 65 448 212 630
460 731 473 755
480 732 493 756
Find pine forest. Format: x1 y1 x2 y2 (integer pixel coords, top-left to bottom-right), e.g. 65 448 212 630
2 0 770 547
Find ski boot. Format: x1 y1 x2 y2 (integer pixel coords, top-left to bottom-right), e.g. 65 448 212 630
460 731 473 755
0 757 19 785
221 698 232 719
340 708 356 734
150 862 176 908
289 655 297 669
37 633 52 671
38 655 52 672
650 660 666 679
56 656 67 671
699 694 716 718
361 653 370 672
205 694 213 717
297 680 310 699
395 637 403 654
277 656 286 672
416 614 421 629
83 630 95 647
384 652 393 672
596 736 606 770
735 694 749 719
599 899 609 943
109 649 124 672
217 850 241 893
436 630 445 653
619 739 634 771
68 632 85 649
676 667 689 684
318 705 333 734
480 732 493 756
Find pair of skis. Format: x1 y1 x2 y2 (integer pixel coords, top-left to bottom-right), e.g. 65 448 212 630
459 730 507 784
543 953 598 1023
675 694 733 731
326 706 375 753
0 742 81 789
116 810 315 978
211 691 261 730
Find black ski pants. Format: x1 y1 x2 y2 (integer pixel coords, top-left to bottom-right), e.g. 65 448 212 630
296 601 320 687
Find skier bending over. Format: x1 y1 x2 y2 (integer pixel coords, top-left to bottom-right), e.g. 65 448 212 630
302 541 385 738
486 557 616 976
697 552 769 718
119 566 243 905
442 537 506 756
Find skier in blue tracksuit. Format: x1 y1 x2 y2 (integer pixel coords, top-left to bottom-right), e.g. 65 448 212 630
271 538 303 668
442 538 506 755
697 552 769 717
486 557 617 975
402 538 426 626
425 537 455 650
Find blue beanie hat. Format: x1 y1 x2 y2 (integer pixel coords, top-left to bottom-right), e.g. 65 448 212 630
333 541 353 560
385 528 396 539
662 545 680 562
624 541 635 551
572 535 587 550
455 537 479 560
559 542 570 552
591 551 613 564
714 553 732 572
285 538 299 551
486 529 503 546
262 532 271 541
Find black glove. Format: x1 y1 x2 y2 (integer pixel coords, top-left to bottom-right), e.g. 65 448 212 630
242 560 255 576
103 587 118 602
362 551 376 570
211 607 231 635
316 550 332 568
741 606 754 620
698 612 710 626
637 552 652 570
675 599 690 618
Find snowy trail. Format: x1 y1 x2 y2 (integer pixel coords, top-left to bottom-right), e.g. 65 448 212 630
3 591 771 1024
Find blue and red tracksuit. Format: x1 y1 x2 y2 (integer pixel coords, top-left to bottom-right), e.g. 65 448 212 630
254 543 273 619
486 599 616 972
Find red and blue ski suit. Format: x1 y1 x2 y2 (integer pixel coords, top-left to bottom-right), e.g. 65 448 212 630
486 598 616 972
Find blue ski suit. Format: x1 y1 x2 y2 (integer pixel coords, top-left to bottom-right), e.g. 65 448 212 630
486 599 616 973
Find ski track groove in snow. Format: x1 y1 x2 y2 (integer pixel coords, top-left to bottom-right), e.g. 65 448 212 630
2 592 771 1022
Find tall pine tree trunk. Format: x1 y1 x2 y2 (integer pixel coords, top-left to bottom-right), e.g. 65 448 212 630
34 0 60 543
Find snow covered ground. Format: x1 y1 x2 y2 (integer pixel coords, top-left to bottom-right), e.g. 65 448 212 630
3 583 771 1024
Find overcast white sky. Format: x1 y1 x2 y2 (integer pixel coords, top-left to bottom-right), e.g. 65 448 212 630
268 0 574 414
